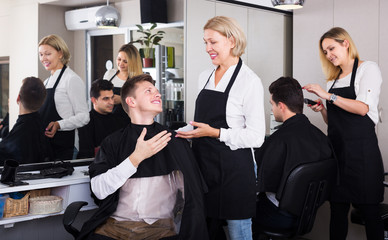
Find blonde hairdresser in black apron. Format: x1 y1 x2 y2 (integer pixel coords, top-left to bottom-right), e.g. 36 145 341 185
304 27 384 240
38 34 89 160
176 16 265 240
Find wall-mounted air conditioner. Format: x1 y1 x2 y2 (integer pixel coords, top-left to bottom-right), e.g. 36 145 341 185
65 6 103 31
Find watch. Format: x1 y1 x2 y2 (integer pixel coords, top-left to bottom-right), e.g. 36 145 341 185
329 94 337 104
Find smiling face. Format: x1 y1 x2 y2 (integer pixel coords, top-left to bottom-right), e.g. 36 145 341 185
116 51 129 73
39 44 64 75
92 90 114 115
203 29 235 66
321 38 349 67
130 81 162 115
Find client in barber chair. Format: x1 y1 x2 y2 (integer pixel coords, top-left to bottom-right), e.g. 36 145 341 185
254 77 334 230
77 74 209 240
0 77 47 165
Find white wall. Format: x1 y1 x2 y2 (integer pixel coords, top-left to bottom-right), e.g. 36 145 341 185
8 0 40 127
294 0 388 239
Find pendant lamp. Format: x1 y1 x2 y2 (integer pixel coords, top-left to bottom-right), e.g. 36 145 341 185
96 0 121 28
271 0 304 10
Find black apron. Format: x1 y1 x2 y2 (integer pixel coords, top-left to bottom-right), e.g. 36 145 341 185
192 58 256 219
108 71 131 125
327 58 384 204
39 65 74 161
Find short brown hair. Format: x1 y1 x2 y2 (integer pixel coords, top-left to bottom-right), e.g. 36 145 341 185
121 74 155 113
39 34 71 65
19 77 47 112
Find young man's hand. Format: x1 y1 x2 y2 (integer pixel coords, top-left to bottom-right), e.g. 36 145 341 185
129 128 172 167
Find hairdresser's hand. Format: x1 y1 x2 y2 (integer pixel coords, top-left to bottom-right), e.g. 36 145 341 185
308 98 326 112
45 121 60 138
129 128 172 167
175 121 220 139
303 84 331 100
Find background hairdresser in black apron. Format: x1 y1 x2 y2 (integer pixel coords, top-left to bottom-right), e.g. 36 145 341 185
103 43 143 125
304 27 384 240
176 16 265 240
38 34 89 160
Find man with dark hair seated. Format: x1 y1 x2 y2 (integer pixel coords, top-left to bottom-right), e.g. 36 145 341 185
0 77 47 165
78 74 209 240
77 79 126 159
254 77 335 230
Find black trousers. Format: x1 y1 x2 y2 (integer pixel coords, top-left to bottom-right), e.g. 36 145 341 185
330 201 384 240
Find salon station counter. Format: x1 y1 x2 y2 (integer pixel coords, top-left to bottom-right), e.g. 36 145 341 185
0 162 96 229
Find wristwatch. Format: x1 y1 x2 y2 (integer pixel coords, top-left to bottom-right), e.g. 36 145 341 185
329 94 337 104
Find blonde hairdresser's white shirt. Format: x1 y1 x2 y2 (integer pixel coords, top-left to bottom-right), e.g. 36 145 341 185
326 61 382 125
44 67 89 130
197 62 266 150
44 67 89 149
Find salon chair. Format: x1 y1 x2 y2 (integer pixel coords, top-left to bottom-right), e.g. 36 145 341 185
350 172 388 230
63 201 178 240
254 158 337 239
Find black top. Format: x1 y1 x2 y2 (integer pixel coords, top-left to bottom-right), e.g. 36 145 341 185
255 114 335 195
0 112 48 165
77 109 126 159
78 122 209 240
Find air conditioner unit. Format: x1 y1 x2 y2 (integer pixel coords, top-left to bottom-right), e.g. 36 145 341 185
65 6 103 31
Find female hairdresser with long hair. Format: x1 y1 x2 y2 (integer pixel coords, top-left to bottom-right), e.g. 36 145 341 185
103 43 143 124
304 27 384 240
176 16 265 240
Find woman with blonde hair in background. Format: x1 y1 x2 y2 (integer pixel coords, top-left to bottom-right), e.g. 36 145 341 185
103 43 143 125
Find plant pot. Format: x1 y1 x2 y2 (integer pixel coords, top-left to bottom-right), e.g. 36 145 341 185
143 58 153 68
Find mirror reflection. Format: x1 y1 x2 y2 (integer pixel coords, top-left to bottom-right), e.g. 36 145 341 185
0 21 184 166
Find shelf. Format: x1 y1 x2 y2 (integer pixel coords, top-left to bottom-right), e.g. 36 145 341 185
0 166 97 227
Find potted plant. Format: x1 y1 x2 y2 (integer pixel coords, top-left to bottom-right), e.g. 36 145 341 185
134 23 165 68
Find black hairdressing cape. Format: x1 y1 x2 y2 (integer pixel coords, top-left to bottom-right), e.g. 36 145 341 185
77 121 209 240
0 112 47 165
255 114 335 195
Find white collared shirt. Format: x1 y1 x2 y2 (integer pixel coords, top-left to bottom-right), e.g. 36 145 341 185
197 62 266 150
43 67 89 130
326 61 382 124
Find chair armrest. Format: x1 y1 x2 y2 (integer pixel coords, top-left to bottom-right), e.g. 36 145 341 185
63 201 88 239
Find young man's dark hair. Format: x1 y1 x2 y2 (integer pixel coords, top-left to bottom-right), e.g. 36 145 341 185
19 77 46 112
120 73 155 113
90 79 114 99
269 77 304 114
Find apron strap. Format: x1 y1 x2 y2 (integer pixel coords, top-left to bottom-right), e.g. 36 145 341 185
45 65 67 89
109 70 120 82
202 57 243 94
329 58 358 92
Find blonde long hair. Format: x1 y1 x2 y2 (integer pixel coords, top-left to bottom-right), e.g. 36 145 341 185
118 43 143 78
319 27 360 81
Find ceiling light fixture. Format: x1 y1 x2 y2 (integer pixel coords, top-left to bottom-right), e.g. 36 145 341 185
96 0 121 28
271 0 305 10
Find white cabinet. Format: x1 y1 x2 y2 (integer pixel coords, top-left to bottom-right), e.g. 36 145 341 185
0 166 96 228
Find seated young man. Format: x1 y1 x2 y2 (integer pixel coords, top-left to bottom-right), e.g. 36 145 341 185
254 77 334 230
0 77 47 165
78 74 209 240
78 79 126 159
